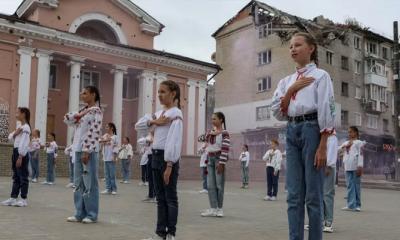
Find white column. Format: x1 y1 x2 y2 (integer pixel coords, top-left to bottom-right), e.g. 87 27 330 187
67 56 85 145
197 81 208 150
112 65 127 143
17 47 35 108
186 79 197 155
138 70 155 117
35 49 53 143
155 73 167 111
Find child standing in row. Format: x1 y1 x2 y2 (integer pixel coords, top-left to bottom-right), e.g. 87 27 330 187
2 107 31 207
100 123 118 195
118 137 133 184
201 112 230 218
43 133 58 185
141 133 157 203
263 139 282 201
29 129 41 183
197 135 208 194
64 139 75 188
139 138 150 186
239 144 250 189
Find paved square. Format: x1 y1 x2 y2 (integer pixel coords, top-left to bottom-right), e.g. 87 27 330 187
0 177 399 240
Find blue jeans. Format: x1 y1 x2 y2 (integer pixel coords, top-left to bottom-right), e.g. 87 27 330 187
105 161 117 192
11 148 29 199
46 153 55 183
121 159 131 181
207 155 225 209
345 171 361 209
323 167 336 226
241 162 249 185
266 166 280 197
69 157 74 184
30 151 39 180
286 120 323 240
74 152 99 221
201 167 207 190
152 149 179 238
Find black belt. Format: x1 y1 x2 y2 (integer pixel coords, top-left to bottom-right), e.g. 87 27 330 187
288 112 318 123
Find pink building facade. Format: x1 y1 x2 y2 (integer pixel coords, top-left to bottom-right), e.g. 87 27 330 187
0 0 217 154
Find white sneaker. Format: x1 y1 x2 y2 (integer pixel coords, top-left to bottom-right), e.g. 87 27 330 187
82 218 96 224
31 178 37 183
323 225 334 233
66 183 74 188
48 182 54 185
270 196 277 201
139 182 145 186
166 234 176 240
144 182 149 186
304 224 309 231
141 236 165 240
341 206 354 211
142 197 157 203
199 189 208 194
1 198 17 206
201 208 217 217
263 196 271 201
15 199 28 207
41 181 49 185
216 208 224 217
111 191 117 195
67 216 81 222
123 181 129 184
355 207 361 212
101 190 111 194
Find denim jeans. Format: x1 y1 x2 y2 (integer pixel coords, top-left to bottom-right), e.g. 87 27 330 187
69 157 74 184
323 167 336 226
46 153 55 183
207 155 225 209
286 120 323 240
241 161 249 185
74 151 99 221
266 166 280 197
141 164 148 183
152 149 179 238
11 148 30 199
201 167 208 190
345 171 361 209
147 154 155 198
121 159 131 181
104 161 117 192
30 150 39 180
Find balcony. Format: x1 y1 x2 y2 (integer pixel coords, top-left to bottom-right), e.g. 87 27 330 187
365 72 388 88
363 99 387 114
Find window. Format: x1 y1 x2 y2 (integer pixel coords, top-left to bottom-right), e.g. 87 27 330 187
380 88 386 102
367 42 377 55
259 22 272 39
257 76 272 92
326 51 333 65
49 64 57 89
122 76 139 99
366 114 378 129
382 47 389 60
354 60 361 74
341 56 349 70
341 82 349 97
341 110 349 126
258 50 272 65
354 112 362 126
355 87 361 99
354 36 361 49
80 70 100 91
256 105 271 121
383 119 389 132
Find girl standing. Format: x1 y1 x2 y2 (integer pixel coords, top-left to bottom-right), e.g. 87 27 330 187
201 112 230 218
29 129 41 183
139 80 183 240
140 133 156 203
43 133 58 185
340 126 365 212
2 107 31 207
64 85 103 224
239 144 250 189
197 134 208 194
139 138 150 186
262 139 282 201
64 138 75 188
118 137 133 184
100 123 118 195
271 32 336 240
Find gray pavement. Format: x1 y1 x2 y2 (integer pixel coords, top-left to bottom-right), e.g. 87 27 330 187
0 177 399 240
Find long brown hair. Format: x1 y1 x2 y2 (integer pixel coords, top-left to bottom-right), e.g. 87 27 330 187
292 32 319 66
160 80 181 109
18 107 31 129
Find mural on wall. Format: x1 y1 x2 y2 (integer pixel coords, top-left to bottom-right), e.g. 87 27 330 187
0 98 9 143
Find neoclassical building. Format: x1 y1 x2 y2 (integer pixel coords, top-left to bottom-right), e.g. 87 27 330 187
0 0 218 155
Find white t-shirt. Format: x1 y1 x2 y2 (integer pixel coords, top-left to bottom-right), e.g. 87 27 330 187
102 134 118 162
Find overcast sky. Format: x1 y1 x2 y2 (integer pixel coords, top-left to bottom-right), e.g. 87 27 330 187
1 0 399 63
